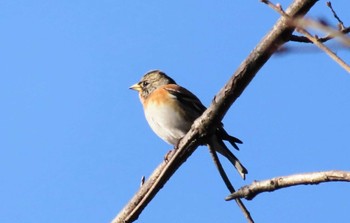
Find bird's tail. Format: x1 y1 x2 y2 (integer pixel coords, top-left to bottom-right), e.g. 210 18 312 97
208 135 248 180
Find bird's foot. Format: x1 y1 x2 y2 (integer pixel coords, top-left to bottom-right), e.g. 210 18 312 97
164 149 174 162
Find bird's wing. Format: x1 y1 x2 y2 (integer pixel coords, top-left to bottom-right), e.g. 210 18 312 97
164 84 243 149
164 84 206 119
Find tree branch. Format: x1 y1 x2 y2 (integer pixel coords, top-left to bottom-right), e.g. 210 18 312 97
294 25 350 72
226 170 350 201
264 0 350 72
112 0 318 222
290 1 350 44
208 147 254 223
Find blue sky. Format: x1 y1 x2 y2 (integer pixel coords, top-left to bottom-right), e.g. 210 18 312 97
1 1 349 222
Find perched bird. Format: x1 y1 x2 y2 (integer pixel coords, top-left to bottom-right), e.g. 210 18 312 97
130 70 248 179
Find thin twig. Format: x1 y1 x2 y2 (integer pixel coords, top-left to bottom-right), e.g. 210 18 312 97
226 170 350 200
289 27 350 43
293 18 350 46
326 1 345 29
263 0 350 73
295 27 350 72
290 2 350 44
208 146 254 223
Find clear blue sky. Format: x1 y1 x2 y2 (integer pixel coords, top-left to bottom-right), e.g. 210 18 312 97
1 1 349 222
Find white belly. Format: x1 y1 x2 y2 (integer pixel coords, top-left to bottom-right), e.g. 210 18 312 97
144 103 190 145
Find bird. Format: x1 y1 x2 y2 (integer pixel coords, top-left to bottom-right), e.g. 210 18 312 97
130 70 248 179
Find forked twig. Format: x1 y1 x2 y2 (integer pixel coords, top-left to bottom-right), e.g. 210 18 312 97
262 0 350 73
226 170 350 200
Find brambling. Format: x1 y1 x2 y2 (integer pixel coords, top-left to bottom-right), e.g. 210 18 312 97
130 70 248 179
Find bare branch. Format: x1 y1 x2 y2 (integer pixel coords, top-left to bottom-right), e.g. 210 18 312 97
291 2 350 43
289 27 350 43
226 170 350 201
112 0 318 222
293 18 350 46
263 0 350 72
295 26 350 72
208 147 254 223
326 1 345 29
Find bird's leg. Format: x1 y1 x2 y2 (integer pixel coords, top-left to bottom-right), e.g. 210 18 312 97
164 148 175 162
164 139 182 162
174 140 181 150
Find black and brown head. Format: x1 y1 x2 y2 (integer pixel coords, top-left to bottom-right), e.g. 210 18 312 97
130 70 176 99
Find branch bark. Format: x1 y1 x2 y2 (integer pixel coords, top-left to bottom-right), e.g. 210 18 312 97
226 170 350 201
112 0 318 222
263 0 350 72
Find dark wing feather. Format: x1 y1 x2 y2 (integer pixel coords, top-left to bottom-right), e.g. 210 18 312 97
164 84 206 121
217 127 243 150
165 84 243 147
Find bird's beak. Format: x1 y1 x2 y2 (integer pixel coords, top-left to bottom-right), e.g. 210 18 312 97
129 83 142 92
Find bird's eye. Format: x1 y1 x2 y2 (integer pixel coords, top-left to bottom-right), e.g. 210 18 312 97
141 81 149 87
